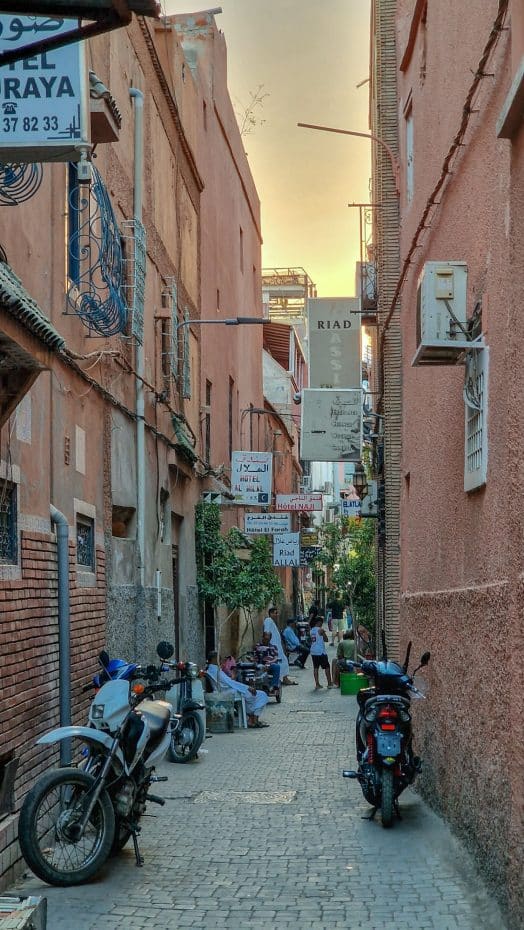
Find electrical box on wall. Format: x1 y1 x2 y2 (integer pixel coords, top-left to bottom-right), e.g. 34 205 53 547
412 261 473 366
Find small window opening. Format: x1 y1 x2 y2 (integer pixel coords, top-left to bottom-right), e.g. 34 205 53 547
77 514 95 570
0 480 17 564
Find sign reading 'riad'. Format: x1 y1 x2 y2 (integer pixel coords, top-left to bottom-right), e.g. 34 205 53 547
0 15 89 162
273 533 300 567
307 297 361 390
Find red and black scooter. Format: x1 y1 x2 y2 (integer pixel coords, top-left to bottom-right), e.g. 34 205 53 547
342 635 430 827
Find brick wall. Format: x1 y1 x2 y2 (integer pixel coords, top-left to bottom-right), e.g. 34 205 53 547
0 530 106 889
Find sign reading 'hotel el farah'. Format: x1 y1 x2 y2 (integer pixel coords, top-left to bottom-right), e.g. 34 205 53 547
307 297 361 390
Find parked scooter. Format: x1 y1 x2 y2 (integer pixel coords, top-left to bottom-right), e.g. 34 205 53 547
156 641 205 763
91 643 205 764
18 648 181 886
342 636 430 827
235 652 282 703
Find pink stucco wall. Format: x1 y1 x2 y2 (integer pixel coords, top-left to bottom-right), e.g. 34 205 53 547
396 2 523 925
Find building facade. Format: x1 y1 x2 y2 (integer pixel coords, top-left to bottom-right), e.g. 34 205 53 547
372 0 523 924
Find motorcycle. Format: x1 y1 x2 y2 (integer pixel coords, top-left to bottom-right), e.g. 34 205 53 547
18 648 181 886
235 652 282 703
156 641 205 763
342 636 430 827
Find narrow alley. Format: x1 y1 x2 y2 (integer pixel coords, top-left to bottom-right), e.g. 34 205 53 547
11 668 508 930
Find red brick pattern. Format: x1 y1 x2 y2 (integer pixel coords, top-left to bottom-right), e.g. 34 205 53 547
0 530 106 887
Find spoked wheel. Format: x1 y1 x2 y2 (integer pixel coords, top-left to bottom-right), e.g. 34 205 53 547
18 768 115 886
168 711 204 763
381 768 394 828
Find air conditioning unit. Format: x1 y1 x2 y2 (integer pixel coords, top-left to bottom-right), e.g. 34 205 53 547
412 261 473 366
300 476 312 492
322 482 333 495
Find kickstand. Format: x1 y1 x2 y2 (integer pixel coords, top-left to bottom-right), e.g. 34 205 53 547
362 806 378 821
131 825 144 867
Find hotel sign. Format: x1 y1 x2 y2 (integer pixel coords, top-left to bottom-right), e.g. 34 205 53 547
0 15 89 162
231 451 272 505
301 389 362 462
244 513 291 534
307 297 361 390
275 493 323 512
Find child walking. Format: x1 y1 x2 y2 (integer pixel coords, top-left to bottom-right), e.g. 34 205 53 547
309 615 333 690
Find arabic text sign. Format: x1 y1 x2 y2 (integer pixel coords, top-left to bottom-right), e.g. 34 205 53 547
301 389 362 463
341 498 361 516
275 493 323 512
244 513 291 535
273 532 300 567
0 15 89 161
231 451 272 505
308 297 361 389
300 545 321 566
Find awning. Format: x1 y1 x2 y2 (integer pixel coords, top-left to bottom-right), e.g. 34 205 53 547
0 261 64 427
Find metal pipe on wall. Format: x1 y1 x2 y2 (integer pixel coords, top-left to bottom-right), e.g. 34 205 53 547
129 88 145 593
50 504 71 766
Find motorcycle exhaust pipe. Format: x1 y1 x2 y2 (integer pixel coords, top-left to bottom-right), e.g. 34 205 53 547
342 770 360 779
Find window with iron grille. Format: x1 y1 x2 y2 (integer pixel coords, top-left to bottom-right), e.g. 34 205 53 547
464 348 489 492
0 480 17 564
77 514 95 571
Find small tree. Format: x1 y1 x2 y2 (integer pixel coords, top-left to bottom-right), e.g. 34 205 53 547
195 503 283 657
311 516 376 633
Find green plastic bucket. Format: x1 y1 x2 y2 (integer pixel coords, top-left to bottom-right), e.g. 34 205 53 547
340 672 369 695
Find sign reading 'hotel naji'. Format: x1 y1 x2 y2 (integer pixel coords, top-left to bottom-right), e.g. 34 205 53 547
307 297 361 390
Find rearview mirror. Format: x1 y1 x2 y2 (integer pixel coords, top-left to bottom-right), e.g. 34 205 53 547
420 651 431 667
99 650 110 668
157 641 174 661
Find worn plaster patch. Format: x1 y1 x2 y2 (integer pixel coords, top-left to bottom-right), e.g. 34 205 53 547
193 790 297 804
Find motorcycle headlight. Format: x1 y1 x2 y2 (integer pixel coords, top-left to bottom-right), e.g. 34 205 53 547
92 704 105 720
188 663 198 679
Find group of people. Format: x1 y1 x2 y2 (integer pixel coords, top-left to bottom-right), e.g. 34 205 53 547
205 602 373 726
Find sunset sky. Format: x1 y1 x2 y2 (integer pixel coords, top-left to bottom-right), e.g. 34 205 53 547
165 0 371 297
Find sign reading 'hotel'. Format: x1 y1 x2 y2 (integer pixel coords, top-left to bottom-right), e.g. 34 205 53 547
307 297 361 390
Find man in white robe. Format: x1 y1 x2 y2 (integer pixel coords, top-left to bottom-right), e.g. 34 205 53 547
263 607 297 685
206 653 269 728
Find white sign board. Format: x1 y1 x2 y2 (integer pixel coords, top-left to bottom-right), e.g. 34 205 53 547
341 498 361 516
244 513 291 535
0 16 89 162
275 493 323 512
231 451 272 505
273 532 300 567
301 389 362 462
307 297 361 389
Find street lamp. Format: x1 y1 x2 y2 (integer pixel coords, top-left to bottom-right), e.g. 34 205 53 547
176 316 266 331
352 461 368 500
297 122 400 196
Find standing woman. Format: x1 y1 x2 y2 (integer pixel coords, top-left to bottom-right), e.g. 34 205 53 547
263 607 297 686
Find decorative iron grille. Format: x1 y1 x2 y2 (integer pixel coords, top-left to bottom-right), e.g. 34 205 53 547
0 163 43 206
76 515 95 570
122 218 146 344
0 480 17 563
67 163 128 337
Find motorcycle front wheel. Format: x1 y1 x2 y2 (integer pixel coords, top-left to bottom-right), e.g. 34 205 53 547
381 768 394 828
168 711 204 763
18 768 115 886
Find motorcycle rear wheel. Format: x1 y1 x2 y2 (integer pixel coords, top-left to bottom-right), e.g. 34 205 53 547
18 768 115 886
168 711 204 763
381 768 394 828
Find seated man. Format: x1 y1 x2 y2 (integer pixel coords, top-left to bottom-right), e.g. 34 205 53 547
332 629 355 686
254 631 281 690
281 618 310 669
206 651 269 728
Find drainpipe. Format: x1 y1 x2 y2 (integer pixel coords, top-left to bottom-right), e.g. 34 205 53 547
50 505 71 766
130 88 146 650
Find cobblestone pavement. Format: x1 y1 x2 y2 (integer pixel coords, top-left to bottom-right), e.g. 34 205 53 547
11 664 509 930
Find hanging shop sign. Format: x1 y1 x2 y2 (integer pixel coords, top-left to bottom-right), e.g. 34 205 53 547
231 451 272 505
275 493 323 512
341 498 361 516
273 532 300 567
300 389 362 463
300 545 321 566
244 513 291 535
307 297 361 390
0 15 89 162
